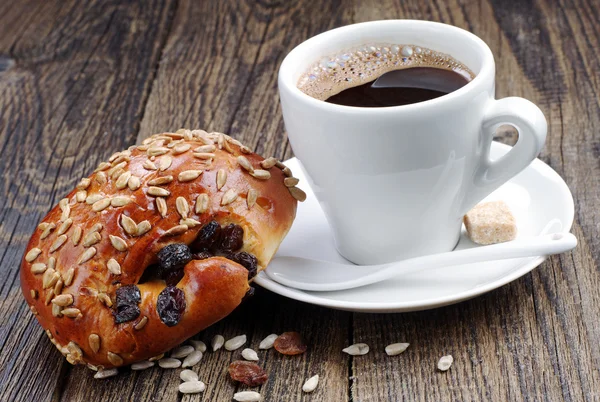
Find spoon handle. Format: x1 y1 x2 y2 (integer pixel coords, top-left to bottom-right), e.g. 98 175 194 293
270 233 577 292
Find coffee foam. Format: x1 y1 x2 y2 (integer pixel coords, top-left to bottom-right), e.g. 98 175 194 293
297 44 475 101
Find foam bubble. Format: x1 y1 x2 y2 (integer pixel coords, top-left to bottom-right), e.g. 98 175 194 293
297 43 475 101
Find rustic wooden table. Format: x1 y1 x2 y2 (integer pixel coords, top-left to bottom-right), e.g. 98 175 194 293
1 0 599 401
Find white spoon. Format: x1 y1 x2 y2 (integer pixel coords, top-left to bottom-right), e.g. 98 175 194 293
265 232 577 292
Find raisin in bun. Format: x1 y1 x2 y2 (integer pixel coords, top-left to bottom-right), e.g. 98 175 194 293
20 129 304 369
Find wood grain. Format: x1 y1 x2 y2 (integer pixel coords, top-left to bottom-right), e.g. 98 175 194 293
0 0 598 401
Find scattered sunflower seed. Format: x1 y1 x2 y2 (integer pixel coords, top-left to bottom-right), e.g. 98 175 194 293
62 307 82 318
176 197 189 219
171 345 195 359
180 369 199 382
221 189 238 206
134 316 148 330
342 343 369 356
107 352 123 366
131 360 155 370
240 145 252 154
107 259 121 275
109 235 128 251
194 145 216 153
178 170 202 182
288 187 307 202
233 391 261 402
63 267 76 286
212 335 225 351
77 247 97 264
260 157 278 169
241 348 259 361
115 171 132 189
88 334 100 353
182 351 203 368
158 357 181 369
251 169 271 180
52 303 63 317
25 248 42 262
92 198 111 212
143 160 158 170
195 193 209 214
120 214 138 236
156 197 168 218
40 223 56 239
438 355 453 371
98 292 112 307
82 231 101 247
193 152 215 160
225 335 247 351
59 198 70 221
179 381 206 394
284 177 299 187
148 354 164 362
147 146 169 156
76 190 87 203
385 343 410 356
86 193 104 205
31 262 47 274
173 143 191 154
95 171 108 185
148 176 173 186
163 224 188 237
246 189 258 209
57 218 73 235
237 156 254 173
259 334 278 350
77 178 91 190
190 340 207 352
49 235 68 253
217 169 227 190
52 294 74 307
136 220 151 236
71 226 82 245
111 196 131 207
94 368 118 379
148 186 170 197
128 175 141 190
302 375 319 393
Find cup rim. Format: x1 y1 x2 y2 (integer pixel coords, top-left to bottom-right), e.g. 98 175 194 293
278 20 495 113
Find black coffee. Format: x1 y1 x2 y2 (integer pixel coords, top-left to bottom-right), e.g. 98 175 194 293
325 67 470 107
297 44 475 107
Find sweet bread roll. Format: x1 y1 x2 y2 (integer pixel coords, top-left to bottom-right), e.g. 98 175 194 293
20 129 304 369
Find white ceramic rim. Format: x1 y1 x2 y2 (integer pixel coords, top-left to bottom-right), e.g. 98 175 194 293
254 142 575 312
278 19 495 114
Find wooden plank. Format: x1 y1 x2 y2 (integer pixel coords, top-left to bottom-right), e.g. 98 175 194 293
1 0 598 401
0 1 176 401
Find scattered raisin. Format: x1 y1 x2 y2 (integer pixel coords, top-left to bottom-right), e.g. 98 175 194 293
192 221 221 251
113 285 141 324
232 251 258 279
192 251 213 260
219 224 244 252
164 269 185 286
228 360 268 386
157 286 186 327
158 243 192 274
273 332 307 355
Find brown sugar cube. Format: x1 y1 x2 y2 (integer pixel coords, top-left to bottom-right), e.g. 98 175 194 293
464 201 517 245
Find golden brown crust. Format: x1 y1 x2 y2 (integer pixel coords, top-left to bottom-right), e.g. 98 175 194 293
20 129 301 368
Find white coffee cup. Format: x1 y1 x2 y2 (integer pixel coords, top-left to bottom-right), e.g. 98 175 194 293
278 20 547 265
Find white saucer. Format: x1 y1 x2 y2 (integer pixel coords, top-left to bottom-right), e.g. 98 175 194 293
254 142 574 313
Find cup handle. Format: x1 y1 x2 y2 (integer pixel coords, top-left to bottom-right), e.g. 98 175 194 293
460 97 547 215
